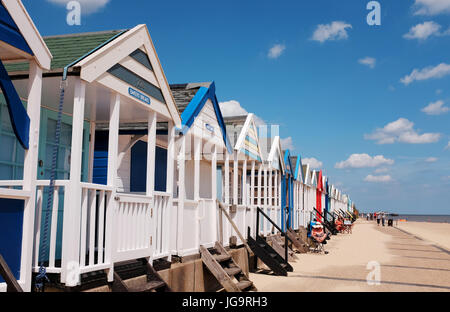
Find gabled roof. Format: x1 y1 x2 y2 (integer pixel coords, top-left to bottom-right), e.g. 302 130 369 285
5 30 123 72
282 150 294 176
310 170 317 187
289 155 304 183
1 0 52 69
233 113 263 162
267 136 285 174
302 164 310 185
171 81 233 153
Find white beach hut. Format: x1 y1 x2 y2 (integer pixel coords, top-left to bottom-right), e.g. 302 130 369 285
0 0 52 292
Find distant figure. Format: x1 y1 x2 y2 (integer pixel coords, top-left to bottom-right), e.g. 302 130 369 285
382 213 385 226
376 213 381 226
366 214 369 221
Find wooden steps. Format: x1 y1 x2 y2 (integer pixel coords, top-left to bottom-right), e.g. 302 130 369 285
267 235 298 261
247 235 293 276
111 259 171 292
286 228 310 253
200 242 256 292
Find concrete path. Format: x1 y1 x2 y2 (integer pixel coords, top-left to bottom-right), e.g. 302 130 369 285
250 221 450 292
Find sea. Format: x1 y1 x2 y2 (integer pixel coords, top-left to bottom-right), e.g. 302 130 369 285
394 215 450 223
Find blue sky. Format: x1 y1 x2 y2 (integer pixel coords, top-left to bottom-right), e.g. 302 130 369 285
24 0 450 214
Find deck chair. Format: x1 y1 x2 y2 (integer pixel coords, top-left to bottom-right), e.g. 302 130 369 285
308 222 328 254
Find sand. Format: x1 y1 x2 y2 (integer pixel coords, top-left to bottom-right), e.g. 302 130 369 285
395 221 450 251
250 220 450 292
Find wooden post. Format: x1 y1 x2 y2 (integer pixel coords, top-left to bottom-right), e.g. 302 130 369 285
224 150 230 205
211 144 217 200
268 168 273 231
250 161 255 207
177 134 186 254
242 158 247 206
20 61 42 291
194 134 201 201
233 152 238 206
0 255 23 292
104 92 120 282
250 161 255 236
63 78 86 287
146 111 157 196
165 121 174 261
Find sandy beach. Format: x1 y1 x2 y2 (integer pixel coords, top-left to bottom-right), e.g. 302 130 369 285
395 221 450 251
250 220 450 291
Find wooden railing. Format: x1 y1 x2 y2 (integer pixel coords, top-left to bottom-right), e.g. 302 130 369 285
113 193 153 263
152 192 171 259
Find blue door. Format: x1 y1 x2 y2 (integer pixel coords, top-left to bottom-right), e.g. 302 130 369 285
130 141 167 193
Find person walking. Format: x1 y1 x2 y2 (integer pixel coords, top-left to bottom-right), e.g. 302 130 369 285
382 213 385 226
376 213 381 226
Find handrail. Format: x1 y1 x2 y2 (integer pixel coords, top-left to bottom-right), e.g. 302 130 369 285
0 254 23 292
255 206 294 264
217 200 253 256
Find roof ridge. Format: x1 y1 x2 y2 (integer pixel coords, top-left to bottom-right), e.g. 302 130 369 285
43 29 127 39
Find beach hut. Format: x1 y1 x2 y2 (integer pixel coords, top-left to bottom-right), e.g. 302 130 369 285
315 170 323 222
263 136 285 233
220 113 267 241
4 23 183 288
290 155 304 230
281 150 295 231
0 0 52 291
301 163 314 227
168 82 233 257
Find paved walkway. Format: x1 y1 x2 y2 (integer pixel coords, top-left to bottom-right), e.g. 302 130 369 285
250 221 450 291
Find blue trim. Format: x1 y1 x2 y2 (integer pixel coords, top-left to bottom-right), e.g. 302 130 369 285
240 148 262 162
293 156 303 182
178 82 233 154
244 135 258 146
0 3 33 55
283 149 293 176
0 59 29 149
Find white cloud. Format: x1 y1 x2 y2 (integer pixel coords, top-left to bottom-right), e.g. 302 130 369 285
446 141 450 150
311 21 352 43
421 100 449 115
413 0 450 15
425 157 438 162
335 154 394 169
364 175 393 183
268 44 286 59
358 57 376 69
219 100 266 127
219 100 248 117
47 0 110 14
280 137 295 151
403 21 445 40
365 118 441 144
374 167 389 174
303 157 323 169
401 63 450 85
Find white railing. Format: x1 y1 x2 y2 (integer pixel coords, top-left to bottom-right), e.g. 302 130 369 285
171 198 219 257
33 181 114 285
152 192 171 260
113 193 152 263
33 180 69 274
